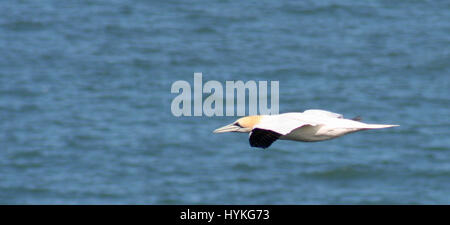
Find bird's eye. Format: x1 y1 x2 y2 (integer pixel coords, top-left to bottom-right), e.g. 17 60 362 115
234 122 242 127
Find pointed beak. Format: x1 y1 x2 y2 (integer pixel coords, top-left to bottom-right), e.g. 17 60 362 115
213 123 240 133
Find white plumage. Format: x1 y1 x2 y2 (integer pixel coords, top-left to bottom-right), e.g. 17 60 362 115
213 109 399 148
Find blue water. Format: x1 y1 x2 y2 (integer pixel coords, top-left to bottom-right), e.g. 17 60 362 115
0 0 449 204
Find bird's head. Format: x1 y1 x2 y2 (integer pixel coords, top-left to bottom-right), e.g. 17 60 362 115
213 115 261 133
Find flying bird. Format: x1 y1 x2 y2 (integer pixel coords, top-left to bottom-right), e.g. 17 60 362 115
213 109 399 149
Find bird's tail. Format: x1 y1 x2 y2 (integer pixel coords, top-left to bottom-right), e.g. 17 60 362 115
360 124 399 129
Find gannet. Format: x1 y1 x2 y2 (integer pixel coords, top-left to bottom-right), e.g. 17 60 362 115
213 109 399 149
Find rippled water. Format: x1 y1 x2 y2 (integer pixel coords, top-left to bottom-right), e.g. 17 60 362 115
0 0 449 204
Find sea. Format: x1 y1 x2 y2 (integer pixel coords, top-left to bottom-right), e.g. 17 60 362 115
0 0 449 204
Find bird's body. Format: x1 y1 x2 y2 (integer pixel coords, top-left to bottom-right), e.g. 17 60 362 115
213 109 399 148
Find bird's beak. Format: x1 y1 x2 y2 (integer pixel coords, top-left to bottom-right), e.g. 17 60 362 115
213 123 241 133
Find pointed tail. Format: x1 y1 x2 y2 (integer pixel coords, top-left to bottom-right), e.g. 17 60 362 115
360 124 399 129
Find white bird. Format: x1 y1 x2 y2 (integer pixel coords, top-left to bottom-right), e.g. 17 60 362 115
213 109 399 149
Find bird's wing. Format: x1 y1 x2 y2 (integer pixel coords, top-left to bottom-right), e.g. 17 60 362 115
254 113 321 135
302 109 343 119
249 128 282 149
249 113 322 148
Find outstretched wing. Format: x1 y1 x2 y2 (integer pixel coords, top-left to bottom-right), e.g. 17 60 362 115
249 113 322 148
302 109 343 119
253 113 320 135
304 109 363 122
249 128 282 149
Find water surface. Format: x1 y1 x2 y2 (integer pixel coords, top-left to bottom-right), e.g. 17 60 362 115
0 0 449 204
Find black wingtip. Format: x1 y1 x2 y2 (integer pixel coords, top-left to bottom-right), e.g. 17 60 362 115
249 128 282 149
351 116 362 121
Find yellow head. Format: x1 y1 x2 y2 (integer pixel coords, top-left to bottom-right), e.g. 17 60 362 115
213 116 261 133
